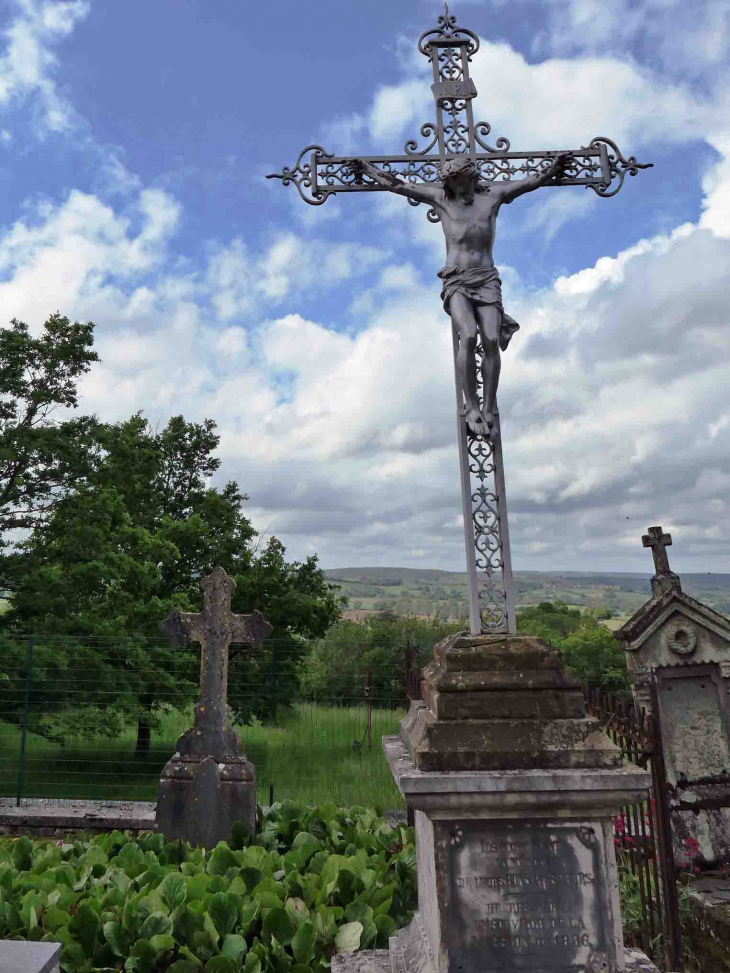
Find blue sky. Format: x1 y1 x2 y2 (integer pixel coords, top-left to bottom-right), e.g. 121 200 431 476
1 0 729 576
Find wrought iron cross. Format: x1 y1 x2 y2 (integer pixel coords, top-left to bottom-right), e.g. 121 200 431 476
642 526 673 576
161 566 272 754
268 4 650 210
268 5 651 636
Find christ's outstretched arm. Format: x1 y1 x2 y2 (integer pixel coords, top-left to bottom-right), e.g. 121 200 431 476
347 159 443 207
497 152 571 203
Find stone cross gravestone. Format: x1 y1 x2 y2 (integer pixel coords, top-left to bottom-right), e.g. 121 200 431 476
155 566 272 848
617 528 730 867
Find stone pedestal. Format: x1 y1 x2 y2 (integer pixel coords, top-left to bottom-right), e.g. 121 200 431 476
156 749 257 848
383 737 649 973
363 633 651 973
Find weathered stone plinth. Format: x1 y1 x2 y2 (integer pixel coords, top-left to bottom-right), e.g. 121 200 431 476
402 634 623 773
156 750 257 848
378 633 651 973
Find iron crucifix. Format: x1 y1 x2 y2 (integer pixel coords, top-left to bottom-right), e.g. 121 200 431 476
161 566 273 756
268 3 652 441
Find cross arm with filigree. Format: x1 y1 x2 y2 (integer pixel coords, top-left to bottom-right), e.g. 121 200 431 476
267 5 651 220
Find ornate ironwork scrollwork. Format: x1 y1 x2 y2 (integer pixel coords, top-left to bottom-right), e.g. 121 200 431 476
266 144 332 205
404 123 438 156
459 340 509 632
418 2 479 59
589 136 654 198
474 122 511 154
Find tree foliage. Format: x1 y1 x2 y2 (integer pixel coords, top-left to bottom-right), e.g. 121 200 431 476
0 411 342 742
517 601 629 692
0 314 99 538
298 615 462 708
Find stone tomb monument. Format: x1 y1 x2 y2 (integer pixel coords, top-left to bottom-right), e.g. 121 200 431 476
335 633 653 973
155 566 272 848
616 527 730 867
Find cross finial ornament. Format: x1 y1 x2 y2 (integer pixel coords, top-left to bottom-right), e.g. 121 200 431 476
161 566 273 756
642 526 682 597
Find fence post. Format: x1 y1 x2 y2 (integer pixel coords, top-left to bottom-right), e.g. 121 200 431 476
268 642 277 724
365 673 372 749
15 636 34 807
404 635 413 699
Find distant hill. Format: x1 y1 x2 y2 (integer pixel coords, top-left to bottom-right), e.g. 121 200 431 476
324 567 730 623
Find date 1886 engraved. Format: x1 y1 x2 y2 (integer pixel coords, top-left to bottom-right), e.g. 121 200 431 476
440 820 609 972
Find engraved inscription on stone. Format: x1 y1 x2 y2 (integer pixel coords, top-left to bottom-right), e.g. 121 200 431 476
440 820 608 973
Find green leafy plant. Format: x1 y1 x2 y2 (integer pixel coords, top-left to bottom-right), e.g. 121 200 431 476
0 802 416 971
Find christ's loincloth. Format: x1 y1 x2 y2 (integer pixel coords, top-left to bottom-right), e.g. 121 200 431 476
438 265 520 352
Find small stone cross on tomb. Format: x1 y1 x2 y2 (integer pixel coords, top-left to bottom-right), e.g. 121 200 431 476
161 566 273 756
642 525 681 597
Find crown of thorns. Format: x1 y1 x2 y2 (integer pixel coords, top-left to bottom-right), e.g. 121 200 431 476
438 158 479 182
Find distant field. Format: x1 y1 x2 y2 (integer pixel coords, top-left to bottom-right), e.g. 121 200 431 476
326 567 730 621
0 703 406 809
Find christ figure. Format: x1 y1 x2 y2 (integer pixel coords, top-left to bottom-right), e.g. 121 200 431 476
349 154 569 439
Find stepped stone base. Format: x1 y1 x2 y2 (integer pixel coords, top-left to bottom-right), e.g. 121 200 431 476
379 632 652 973
401 633 623 773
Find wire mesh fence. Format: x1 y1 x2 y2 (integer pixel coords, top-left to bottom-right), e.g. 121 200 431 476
0 633 432 810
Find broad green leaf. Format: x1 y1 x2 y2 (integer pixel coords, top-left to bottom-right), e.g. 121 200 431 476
285 896 309 926
139 911 174 940
335 920 363 952
262 906 294 946
69 899 100 955
169 962 202 973
12 837 33 871
375 913 397 945
228 875 247 896
158 872 187 911
207 845 239 876
291 919 318 963
243 950 261 973
151 933 176 951
203 909 221 946
137 888 168 918
44 905 71 933
84 845 108 868
205 958 240 972
208 892 239 937
122 898 141 938
221 932 247 960
103 920 133 957
187 873 212 901
109 867 133 894
240 866 264 891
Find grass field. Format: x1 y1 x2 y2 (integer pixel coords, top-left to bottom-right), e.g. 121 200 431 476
0 703 407 809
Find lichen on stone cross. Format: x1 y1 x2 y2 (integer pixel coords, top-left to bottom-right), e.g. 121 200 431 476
160 566 273 756
642 526 673 576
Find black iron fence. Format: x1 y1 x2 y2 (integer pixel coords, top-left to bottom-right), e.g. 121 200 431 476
585 683 682 969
